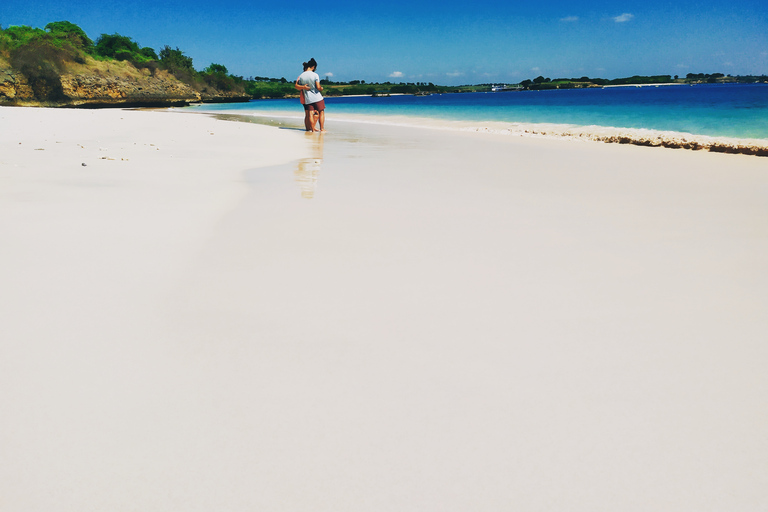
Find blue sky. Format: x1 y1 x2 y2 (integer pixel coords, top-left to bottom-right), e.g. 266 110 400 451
2 0 766 85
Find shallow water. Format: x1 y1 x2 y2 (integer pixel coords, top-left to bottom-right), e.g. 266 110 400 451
193 83 768 140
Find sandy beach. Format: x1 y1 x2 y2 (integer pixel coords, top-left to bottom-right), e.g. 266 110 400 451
1 106 767 511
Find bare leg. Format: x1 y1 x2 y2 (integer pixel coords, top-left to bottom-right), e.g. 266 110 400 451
311 111 319 131
304 110 313 131
318 110 325 132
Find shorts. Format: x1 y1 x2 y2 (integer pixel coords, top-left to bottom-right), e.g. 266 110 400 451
304 99 326 112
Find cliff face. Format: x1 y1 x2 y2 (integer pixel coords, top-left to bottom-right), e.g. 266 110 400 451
0 68 34 102
58 73 200 107
0 56 249 107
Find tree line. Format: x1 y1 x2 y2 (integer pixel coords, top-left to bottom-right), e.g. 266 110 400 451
517 73 767 90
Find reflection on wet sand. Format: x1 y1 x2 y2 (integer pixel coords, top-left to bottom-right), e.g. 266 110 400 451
294 134 324 199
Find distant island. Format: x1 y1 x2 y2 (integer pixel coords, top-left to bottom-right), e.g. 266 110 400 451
511 73 768 90
2 21 766 107
193 73 768 99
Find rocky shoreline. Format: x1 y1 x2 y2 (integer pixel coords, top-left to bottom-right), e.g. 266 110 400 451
0 65 250 108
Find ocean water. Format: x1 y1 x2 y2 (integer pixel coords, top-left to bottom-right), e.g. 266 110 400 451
193 84 768 140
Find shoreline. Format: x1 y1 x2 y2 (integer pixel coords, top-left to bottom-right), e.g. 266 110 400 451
461 121 768 156
185 106 768 157
602 82 687 87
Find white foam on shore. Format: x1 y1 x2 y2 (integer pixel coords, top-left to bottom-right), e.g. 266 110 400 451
460 122 768 156
191 107 768 156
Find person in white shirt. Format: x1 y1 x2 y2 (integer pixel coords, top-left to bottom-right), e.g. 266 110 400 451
295 58 325 132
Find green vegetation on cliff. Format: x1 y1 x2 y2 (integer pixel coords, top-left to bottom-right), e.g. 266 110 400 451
0 23 85 100
0 21 248 105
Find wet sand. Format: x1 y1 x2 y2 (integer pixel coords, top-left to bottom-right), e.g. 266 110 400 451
1 106 767 511
197 107 768 156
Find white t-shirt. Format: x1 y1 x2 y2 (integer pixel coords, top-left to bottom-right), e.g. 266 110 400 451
297 70 323 104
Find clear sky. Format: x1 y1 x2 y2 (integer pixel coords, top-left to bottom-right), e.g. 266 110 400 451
2 0 766 85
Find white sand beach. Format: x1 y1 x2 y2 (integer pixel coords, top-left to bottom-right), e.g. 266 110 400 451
1 106 767 511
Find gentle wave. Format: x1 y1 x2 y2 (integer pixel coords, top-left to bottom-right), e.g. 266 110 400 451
188 84 768 156
188 107 768 157
193 84 768 138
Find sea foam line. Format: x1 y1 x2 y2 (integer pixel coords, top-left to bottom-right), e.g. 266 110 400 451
189 109 768 157
463 123 768 157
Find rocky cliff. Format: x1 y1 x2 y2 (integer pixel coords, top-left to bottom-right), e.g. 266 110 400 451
0 56 249 107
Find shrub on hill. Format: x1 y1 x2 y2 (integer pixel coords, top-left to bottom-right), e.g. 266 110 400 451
92 33 164 75
1 25 47 49
140 47 158 60
201 63 238 91
95 33 145 61
158 45 195 81
45 21 93 53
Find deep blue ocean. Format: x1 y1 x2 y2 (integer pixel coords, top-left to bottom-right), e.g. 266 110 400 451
194 83 768 139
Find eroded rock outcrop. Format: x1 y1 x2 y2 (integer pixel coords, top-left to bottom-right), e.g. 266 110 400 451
58 73 200 107
0 57 249 107
0 68 35 103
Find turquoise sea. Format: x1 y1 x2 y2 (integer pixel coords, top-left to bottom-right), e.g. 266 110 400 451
194 83 768 140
